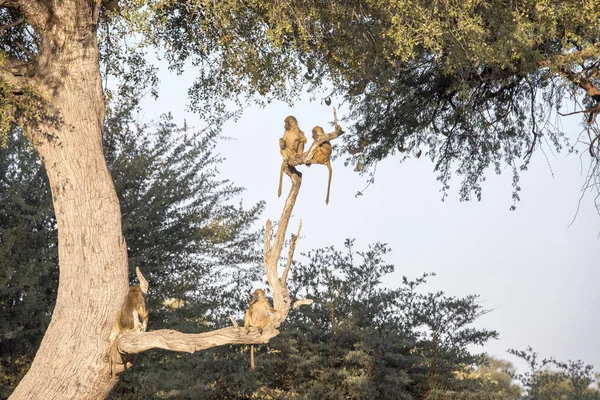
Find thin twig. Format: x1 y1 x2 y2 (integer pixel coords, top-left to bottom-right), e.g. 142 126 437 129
15 42 32 60
0 18 24 35
229 315 239 329
557 103 600 117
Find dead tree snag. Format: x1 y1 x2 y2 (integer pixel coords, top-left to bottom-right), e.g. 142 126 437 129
113 110 344 376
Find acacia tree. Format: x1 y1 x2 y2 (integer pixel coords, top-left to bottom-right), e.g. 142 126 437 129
2 0 600 398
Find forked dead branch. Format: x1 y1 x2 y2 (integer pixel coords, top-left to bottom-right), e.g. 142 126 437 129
112 109 344 374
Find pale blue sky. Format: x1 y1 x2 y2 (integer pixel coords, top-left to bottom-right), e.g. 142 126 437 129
137 62 600 374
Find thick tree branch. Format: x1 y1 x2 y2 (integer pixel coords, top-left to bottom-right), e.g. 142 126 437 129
118 327 275 355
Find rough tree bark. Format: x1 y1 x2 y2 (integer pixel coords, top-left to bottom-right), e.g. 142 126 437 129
7 1 129 399
2 0 343 398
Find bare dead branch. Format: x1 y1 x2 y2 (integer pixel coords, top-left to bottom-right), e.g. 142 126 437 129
282 220 302 284
111 110 345 366
265 168 303 288
136 267 148 294
118 327 275 355
293 299 314 309
263 219 272 265
229 315 239 329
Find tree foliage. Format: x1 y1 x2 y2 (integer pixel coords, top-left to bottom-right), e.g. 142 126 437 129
108 239 505 399
3 1 600 200
90 0 600 203
510 347 600 400
2 0 600 397
0 129 56 398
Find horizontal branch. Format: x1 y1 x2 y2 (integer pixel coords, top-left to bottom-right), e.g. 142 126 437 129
118 326 277 355
117 294 311 356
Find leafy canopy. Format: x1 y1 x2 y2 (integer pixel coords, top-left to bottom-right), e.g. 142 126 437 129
2 1 600 200
108 0 600 202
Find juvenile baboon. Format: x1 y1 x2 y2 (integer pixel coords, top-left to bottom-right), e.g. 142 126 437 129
244 289 276 370
244 289 275 334
309 126 333 205
109 268 149 378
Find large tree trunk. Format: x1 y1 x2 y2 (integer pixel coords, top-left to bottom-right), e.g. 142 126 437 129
9 3 127 399
5 2 340 397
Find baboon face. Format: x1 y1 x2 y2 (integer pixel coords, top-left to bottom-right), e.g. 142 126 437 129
252 289 266 302
284 116 297 131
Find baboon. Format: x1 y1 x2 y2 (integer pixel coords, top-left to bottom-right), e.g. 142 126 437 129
309 126 333 205
278 116 307 197
244 289 276 370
